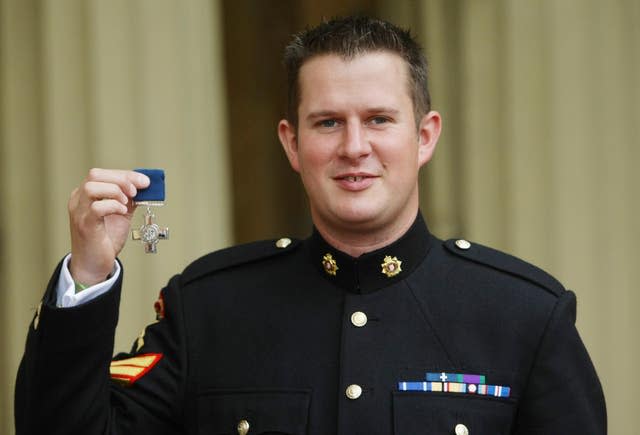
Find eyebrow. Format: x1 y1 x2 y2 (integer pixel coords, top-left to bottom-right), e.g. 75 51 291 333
364 107 400 116
306 110 339 121
306 107 400 121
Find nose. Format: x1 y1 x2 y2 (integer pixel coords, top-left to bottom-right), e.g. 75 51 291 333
338 120 372 160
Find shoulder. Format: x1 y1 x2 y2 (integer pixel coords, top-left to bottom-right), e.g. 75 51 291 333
180 237 302 286
439 238 565 298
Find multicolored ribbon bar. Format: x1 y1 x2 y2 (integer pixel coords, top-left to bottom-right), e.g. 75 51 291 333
398 381 510 397
426 372 486 384
443 382 467 393
477 384 511 397
398 381 443 392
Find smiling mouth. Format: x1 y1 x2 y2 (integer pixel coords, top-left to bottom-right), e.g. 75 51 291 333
333 174 378 190
335 173 377 181
344 176 365 182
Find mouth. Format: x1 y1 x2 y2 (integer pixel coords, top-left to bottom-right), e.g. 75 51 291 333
334 172 377 181
342 175 367 182
333 173 378 191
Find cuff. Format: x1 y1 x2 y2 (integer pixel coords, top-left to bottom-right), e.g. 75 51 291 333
55 254 121 308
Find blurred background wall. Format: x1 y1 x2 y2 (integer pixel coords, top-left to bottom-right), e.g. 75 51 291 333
0 0 637 433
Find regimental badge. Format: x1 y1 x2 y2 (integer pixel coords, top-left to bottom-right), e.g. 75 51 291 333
322 253 339 276
110 353 163 386
381 255 402 277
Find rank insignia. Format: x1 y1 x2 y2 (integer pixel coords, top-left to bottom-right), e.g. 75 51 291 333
322 253 339 276
381 255 402 277
110 353 162 385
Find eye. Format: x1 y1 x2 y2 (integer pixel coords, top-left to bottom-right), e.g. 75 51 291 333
317 119 339 128
368 116 390 125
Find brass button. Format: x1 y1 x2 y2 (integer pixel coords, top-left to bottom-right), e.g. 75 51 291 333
346 384 362 400
351 311 368 327
237 419 250 435
455 239 471 250
275 238 291 248
455 423 469 435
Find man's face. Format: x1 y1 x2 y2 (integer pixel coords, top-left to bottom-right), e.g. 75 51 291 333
279 52 440 238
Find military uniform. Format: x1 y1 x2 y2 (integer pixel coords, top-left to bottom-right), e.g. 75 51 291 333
16 214 606 434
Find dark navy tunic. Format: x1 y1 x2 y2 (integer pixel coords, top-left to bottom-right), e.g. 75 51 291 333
15 214 606 434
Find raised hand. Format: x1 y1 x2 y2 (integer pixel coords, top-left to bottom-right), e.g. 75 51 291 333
68 168 150 286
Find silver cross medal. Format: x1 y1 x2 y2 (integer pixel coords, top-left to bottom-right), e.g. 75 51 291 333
132 206 169 253
131 169 169 254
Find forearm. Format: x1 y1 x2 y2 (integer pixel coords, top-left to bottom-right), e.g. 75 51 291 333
15 260 122 435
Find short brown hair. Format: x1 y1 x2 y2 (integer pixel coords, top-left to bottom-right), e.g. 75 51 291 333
283 16 431 127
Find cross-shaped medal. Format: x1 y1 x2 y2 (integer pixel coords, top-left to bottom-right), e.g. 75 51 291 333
131 169 169 254
132 207 169 253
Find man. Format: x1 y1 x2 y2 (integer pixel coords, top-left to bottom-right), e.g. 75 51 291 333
16 16 605 434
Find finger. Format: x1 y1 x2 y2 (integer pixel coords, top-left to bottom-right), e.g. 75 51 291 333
82 181 129 205
68 187 80 211
89 199 129 218
85 168 150 197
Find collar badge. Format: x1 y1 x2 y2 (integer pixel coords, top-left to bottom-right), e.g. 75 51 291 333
322 253 339 276
381 255 402 277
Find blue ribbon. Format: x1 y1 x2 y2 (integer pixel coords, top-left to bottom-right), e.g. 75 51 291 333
133 168 165 202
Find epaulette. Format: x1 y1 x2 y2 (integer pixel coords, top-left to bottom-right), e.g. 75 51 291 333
443 239 564 297
181 237 301 286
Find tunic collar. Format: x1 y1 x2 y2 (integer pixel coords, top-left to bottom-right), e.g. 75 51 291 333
306 212 433 294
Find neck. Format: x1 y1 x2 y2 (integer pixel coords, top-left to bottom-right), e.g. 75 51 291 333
313 208 419 258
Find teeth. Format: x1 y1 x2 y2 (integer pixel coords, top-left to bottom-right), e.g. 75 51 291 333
347 176 363 182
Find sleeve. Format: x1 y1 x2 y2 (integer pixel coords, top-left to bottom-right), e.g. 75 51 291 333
15 260 188 435
514 290 607 434
56 254 121 308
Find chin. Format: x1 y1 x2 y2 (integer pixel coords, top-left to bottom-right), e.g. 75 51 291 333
330 204 385 226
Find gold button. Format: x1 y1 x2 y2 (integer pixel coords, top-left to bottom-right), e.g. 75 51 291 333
351 311 368 327
237 419 250 435
455 423 469 435
346 384 362 399
275 238 291 248
455 239 471 250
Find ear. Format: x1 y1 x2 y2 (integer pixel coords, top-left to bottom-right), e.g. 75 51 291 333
417 110 442 167
278 119 300 173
